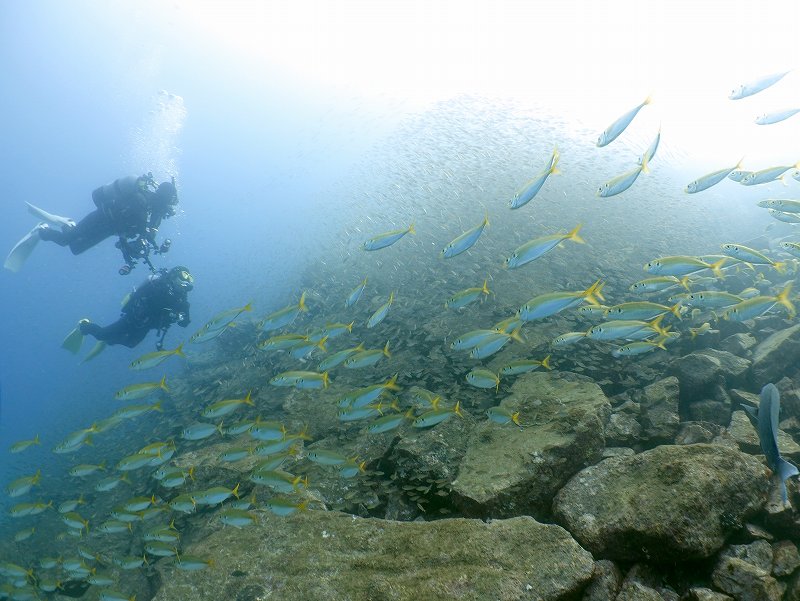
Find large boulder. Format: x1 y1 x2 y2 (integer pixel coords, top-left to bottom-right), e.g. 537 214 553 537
669 350 750 403
450 371 609 519
553 444 768 562
152 511 595 601
750 324 800 387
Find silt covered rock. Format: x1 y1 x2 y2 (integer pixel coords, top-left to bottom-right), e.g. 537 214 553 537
152 510 595 601
553 444 768 563
750 324 800 387
669 349 750 402
450 371 609 519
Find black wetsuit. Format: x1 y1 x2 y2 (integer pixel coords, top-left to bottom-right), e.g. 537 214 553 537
81 272 191 348
39 175 165 264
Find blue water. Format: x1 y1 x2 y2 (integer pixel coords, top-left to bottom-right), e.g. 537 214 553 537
0 2 399 493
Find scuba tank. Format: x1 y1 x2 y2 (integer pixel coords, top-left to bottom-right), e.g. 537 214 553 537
91 173 156 213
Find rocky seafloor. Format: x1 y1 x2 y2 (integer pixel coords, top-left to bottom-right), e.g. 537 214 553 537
108 310 800 601
15 274 800 601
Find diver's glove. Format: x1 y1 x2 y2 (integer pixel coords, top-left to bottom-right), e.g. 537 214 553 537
119 264 133 276
157 239 172 254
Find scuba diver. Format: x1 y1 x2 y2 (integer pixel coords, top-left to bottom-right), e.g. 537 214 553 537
4 173 178 275
70 266 194 350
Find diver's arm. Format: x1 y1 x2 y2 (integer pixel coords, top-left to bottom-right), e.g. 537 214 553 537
176 297 191 327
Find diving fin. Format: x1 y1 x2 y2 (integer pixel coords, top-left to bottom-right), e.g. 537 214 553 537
81 341 107 364
62 321 87 355
26 202 76 228
4 225 43 272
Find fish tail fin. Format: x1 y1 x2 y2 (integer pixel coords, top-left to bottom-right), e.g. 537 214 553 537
644 93 653 106
298 292 308 312
346 321 354 332
541 355 552 370
709 259 726 279
322 371 330 389
550 147 561 175
34 434 40 445
568 224 585 244
388 291 395 304
779 457 799 481
174 344 186 358
509 327 525 344
317 336 328 352
245 391 254 406
386 373 401 391
481 279 490 295
649 314 668 336
454 401 463 418
160 375 168 391
483 213 490 227
383 342 391 357
243 302 253 312
408 223 416 235
774 261 787 274
777 282 796 317
680 276 691 291
584 279 605 303
669 303 683 319
231 483 241 499
641 151 650 175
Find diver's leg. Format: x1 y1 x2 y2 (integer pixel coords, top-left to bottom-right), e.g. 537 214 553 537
80 318 130 346
65 210 116 255
37 224 72 246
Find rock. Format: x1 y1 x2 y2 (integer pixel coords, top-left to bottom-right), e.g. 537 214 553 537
777 377 800 421
728 410 800 461
553 444 768 562
602 447 636 459
638 377 680 444
744 523 774 542
786 569 800 601
606 411 642 446
152 511 595 601
686 400 731 426
670 350 750 402
616 564 676 601
729 388 760 410
718 540 773 571
616 582 664 600
675 422 719 445
581 560 622 601
682 588 733 601
763 496 800 539
719 333 757 356
451 371 609 519
751 324 800 387
772 540 800 577
711 556 783 601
